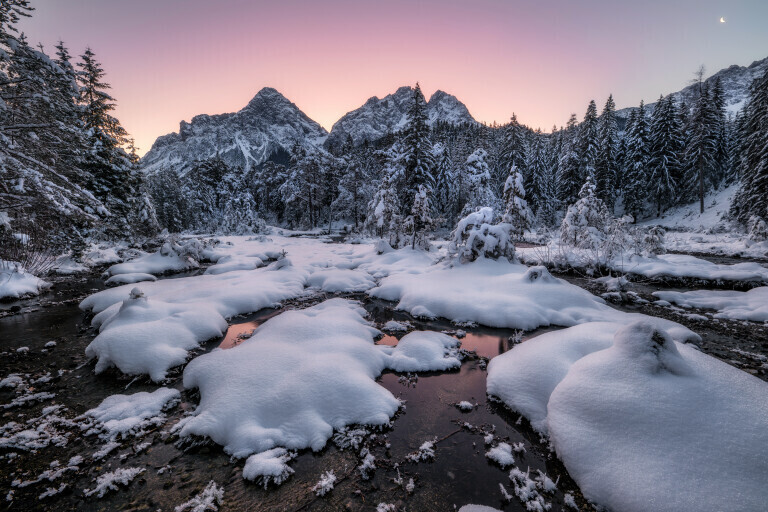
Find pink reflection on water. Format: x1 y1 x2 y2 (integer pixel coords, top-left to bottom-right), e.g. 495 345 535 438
376 331 511 359
219 322 259 349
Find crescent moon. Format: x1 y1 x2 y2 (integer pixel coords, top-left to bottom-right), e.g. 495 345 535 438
720 17 726 23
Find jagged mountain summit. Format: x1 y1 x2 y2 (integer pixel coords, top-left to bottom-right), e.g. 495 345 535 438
616 56 768 120
325 87 478 149
141 87 327 174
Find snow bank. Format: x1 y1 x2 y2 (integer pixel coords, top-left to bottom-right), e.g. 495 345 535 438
0 264 51 300
387 331 461 372
204 253 265 275
179 299 400 458
82 388 180 439
654 287 768 322
617 253 768 282
85 289 228 381
370 259 693 333
488 321 768 512
105 240 202 276
105 273 157 286
306 268 376 292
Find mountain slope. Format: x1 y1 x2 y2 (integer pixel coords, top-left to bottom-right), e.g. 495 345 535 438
616 56 768 120
141 87 327 174
325 87 478 149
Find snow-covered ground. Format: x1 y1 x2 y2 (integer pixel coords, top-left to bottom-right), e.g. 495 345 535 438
638 185 768 260
488 321 768 512
64 232 766 510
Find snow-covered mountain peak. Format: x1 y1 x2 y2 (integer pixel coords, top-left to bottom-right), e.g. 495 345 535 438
141 88 327 175
325 86 477 149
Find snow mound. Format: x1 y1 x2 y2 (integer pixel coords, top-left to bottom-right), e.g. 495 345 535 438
179 299 400 458
105 273 157 286
487 320 697 434
243 448 296 488
485 443 515 467
85 289 228 381
653 287 768 322
307 268 376 292
82 388 180 439
106 244 198 276
382 320 411 332
387 331 461 372
489 321 768 512
458 506 502 512
0 264 51 300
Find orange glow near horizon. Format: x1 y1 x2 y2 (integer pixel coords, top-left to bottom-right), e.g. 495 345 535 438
20 0 768 156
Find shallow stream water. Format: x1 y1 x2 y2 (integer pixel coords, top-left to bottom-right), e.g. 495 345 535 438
0 261 766 511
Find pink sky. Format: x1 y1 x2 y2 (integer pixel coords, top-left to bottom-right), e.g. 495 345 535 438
21 0 768 156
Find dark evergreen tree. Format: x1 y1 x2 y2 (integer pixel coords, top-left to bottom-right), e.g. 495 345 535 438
595 94 619 210
648 95 683 216
557 114 581 206
682 81 718 212
623 101 649 221
731 65 768 224
578 100 599 181
399 83 434 207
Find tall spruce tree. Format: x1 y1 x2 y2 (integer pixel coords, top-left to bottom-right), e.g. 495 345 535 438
648 95 683 216
399 83 434 208
578 100 599 181
682 81 718 212
623 101 650 221
557 114 581 206
731 65 768 224
595 95 619 210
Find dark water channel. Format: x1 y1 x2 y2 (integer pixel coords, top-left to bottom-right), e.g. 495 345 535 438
0 264 765 511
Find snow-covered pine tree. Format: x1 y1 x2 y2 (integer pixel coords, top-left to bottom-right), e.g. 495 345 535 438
731 65 768 224
560 175 611 249
407 185 434 250
461 148 499 217
399 83 435 208
647 95 683 217
499 113 527 186
622 101 649 221
366 166 401 245
432 142 454 222
595 95 619 210
523 130 546 214
681 80 718 212
502 165 534 239
578 100 599 182
710 76 729 187
449 207 514 263
557 114 581 206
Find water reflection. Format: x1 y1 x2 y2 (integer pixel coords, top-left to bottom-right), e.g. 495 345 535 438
218 308 282 349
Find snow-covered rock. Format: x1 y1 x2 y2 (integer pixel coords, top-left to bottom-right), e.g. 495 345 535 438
387 331 461 372
488 320 768 512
